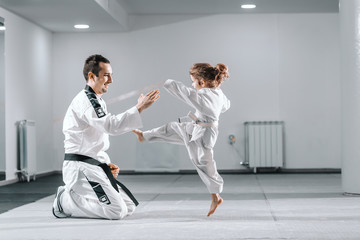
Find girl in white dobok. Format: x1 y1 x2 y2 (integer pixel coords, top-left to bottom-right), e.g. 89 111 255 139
133 63 230 216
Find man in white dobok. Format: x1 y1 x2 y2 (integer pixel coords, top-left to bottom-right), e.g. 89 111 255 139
52 54 159 220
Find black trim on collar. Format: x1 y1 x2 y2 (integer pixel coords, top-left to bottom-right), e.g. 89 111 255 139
84 85 106 118
84 85 96 93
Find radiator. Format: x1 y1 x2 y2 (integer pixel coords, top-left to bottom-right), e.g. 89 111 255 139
244 121 284 173
18 120 37 182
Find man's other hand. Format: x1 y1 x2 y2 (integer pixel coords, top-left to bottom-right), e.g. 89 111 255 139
108 163 119 178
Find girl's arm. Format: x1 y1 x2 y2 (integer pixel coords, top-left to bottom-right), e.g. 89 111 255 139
222 97 231 113
164 79 203 110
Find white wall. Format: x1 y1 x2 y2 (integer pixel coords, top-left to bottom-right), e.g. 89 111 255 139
0 7 54 181
52 13 340 171
278 14 341 168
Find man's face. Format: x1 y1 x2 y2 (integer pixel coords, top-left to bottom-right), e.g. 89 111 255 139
89 62 113 95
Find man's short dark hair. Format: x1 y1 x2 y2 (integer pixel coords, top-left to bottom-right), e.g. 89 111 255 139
83 54 110 81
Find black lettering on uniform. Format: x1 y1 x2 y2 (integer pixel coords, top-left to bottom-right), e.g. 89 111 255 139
84 85 106 118
88 180 111 205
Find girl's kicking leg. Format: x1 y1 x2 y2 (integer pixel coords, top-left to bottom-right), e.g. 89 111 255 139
133 122 188 145
133 122 224 216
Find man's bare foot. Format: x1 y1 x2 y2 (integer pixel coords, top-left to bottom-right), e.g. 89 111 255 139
207 194 223 217
132 129 145 142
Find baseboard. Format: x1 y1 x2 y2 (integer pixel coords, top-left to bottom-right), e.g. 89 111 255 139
38 169 342 176
35 170 62 177
118 168 342 175
0 178 18 186
0 170 63 186
278 168 341 174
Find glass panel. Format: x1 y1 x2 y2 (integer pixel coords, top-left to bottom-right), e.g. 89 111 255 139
0 17 5 181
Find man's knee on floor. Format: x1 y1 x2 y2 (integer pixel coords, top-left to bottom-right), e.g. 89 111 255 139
127 203 136 215
108 201 137 219
106 207 129 220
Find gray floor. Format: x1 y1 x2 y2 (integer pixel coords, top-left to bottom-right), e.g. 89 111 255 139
0 173 359 240
0 174 63 214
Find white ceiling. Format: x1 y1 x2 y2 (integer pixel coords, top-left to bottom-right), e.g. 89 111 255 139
0 0 339 32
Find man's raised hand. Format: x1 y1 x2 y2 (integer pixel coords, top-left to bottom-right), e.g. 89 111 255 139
136 89 160 113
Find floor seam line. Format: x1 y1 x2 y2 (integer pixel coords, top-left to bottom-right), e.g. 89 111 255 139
255 175 278 222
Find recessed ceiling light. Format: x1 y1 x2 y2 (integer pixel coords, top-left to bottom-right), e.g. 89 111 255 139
241 4 256 9
0 26 5 31
74 24 89 29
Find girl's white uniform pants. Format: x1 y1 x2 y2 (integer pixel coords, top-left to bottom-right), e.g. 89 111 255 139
60 161 136 220
143 121 223 193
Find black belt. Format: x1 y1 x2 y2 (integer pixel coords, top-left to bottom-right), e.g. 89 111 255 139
64 153 139 206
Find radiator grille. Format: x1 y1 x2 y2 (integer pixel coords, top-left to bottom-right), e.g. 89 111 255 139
244 121 284 173
18 120 36 182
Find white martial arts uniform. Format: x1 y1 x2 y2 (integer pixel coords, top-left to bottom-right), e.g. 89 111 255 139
59 85 143 220
143 79 230 193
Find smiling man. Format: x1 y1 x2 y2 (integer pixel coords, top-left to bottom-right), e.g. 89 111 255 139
52 54 159 220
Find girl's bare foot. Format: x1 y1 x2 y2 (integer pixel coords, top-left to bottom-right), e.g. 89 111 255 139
207 193 223 217
132 129 145 142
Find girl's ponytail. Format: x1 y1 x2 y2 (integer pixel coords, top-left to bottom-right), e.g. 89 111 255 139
214 63 229 86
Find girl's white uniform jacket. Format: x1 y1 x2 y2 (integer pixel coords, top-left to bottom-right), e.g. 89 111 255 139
165 79 230 148
143 79 230 193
